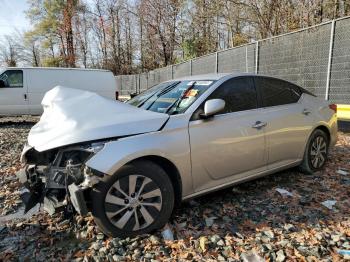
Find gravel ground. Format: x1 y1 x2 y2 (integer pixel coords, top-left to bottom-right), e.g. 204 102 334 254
0 117 350 261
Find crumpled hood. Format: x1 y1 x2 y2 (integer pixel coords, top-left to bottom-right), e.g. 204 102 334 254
28 86 169 152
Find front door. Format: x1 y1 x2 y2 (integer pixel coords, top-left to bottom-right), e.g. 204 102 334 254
189 77 267 192
0 70 28 115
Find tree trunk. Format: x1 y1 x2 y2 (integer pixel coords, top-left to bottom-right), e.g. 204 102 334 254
63 0 76 67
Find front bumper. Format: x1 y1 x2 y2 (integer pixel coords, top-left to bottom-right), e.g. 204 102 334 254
16 167 43 213
16 166 89 216
20 144 33 164
68 183 88 216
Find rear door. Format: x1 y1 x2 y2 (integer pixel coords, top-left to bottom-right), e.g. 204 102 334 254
189 77 267 192
0 69 28 115
254 77 311 168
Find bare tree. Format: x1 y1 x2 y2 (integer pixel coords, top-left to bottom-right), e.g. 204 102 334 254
137 0 182 67
0 35 22 67
63 0 77 67
75 2 91 68
13 0 349 72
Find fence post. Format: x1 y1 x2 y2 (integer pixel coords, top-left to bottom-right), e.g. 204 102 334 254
137 74 141 94
255 41 259 74
120 76 123 95
325 20 335 101
146 73 149 89
215 52 218 73
245 46 248 73
190 60 193 76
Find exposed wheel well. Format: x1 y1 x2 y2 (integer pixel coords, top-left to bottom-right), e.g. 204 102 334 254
129 156 182 207
315 125 330 143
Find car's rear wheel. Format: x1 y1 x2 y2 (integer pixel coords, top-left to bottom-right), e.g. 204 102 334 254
300 129 329 174
91 160 174 237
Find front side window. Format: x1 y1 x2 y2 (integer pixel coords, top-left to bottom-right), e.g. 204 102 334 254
0 70 23 88
208 77 257 114
255 77 301 107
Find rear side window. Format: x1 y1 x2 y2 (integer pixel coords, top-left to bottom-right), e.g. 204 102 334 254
209 77 257 114
0 70 23 88
255 77 301 107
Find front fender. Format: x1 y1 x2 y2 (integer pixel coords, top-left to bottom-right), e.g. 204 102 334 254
85 128 193 197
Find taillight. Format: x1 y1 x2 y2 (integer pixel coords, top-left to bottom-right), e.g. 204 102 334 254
329 104 337 113
115 91 119 100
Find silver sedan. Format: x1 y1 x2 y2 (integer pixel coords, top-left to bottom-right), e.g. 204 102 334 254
18 73 337 237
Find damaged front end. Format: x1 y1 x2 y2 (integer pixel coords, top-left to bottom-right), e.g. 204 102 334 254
17 143 105 216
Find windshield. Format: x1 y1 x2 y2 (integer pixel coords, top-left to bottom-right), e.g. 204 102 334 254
127 82 171 107
127 80 215 115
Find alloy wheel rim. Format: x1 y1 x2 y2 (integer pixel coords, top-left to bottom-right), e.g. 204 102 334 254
104 175 162 231
310 136 327 169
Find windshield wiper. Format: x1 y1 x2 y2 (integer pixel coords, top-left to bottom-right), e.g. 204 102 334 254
165 81 196 114
155 81 180 98
145 81 181 110
132 82 180 108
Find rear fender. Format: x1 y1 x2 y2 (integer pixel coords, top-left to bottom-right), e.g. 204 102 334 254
300 94 338 150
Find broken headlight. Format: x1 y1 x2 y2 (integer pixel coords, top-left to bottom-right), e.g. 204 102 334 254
53 142 105 180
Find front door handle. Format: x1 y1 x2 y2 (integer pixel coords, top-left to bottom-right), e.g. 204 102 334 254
302 108 311 115
24 94 27 101
252 121 267 129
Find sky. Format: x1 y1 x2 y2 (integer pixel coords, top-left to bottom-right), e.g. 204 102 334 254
0 0 31 39
0 0 98 40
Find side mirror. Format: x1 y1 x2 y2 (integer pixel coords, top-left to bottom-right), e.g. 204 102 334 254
0 80 5 88
200 99 225 119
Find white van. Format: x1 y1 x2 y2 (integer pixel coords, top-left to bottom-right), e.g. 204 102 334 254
0 67 117 115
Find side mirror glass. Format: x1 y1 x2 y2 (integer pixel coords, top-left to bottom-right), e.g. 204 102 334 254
0 80 5 88
200 99 225 119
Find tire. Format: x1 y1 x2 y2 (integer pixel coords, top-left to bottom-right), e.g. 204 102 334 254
91 160 174 237
299 129 329 175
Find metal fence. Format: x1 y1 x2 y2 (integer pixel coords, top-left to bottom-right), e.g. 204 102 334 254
116 16 350 104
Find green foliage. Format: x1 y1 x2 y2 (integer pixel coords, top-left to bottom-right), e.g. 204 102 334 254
232 33 249 47
26 0 63 37
25 0 77 67
42 56 64 67
181 39 196 61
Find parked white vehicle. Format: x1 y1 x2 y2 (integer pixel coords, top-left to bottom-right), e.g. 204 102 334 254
0 67 117 115
18 73 337 237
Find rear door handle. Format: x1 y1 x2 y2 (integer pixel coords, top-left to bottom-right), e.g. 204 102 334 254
302 108 311 115
23 94 28 101
252 121 267 129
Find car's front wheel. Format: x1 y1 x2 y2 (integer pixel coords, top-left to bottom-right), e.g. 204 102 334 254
300 129 329 174
91 160 174 237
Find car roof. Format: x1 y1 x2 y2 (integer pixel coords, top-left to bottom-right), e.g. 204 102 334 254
1 67 111 72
